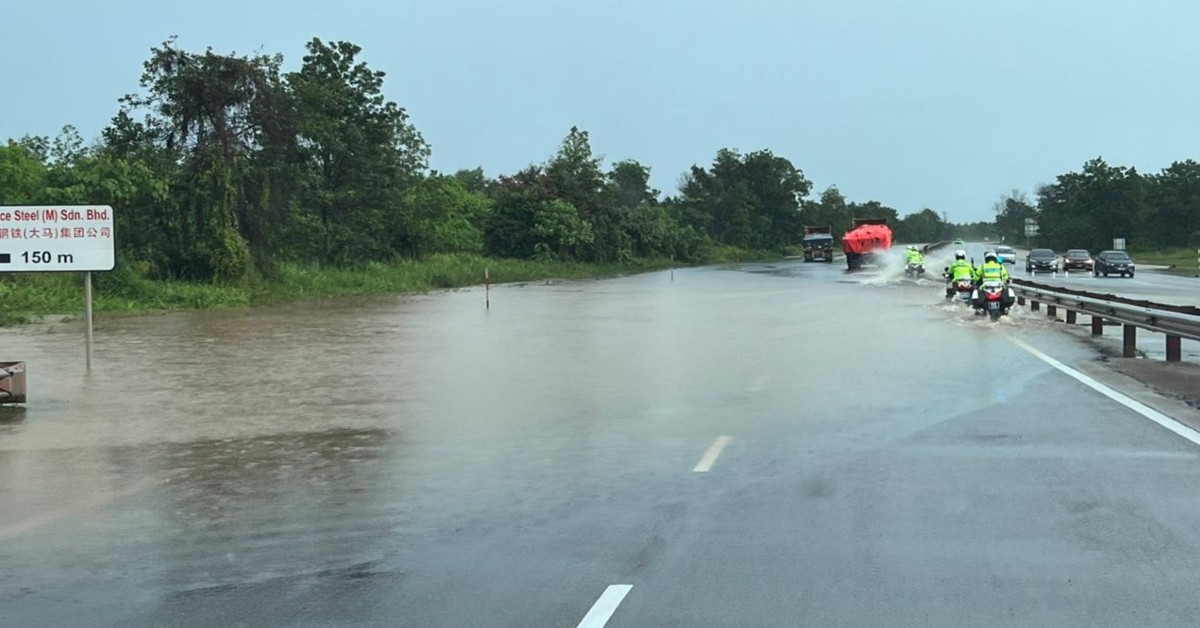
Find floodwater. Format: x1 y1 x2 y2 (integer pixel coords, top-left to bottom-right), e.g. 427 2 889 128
1 257 1197 627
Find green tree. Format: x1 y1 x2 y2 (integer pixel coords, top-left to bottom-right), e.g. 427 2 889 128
1037 158 1145 251
407 175 490 255
895 208 947 243
1145 160 1200 247
0 141 47 204
676 148 811 249
545 127 625 261
993 189 1035 244
609 159 659 210
288 38 430 265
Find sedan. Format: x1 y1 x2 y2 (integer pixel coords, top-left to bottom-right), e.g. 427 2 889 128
1094 250 1135 277
1061 249 1093 272
1025 248 1058 272
995 245 1016 265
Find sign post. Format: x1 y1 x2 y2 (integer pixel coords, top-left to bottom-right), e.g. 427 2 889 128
0 205 115 370
1023 218 1039 247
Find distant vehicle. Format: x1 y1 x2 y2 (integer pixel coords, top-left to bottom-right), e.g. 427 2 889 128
995 245 1016 265
953 238 965 246
1094 250 1135 277
1025 248 1058 273
1062 249 1094 272
802 225 834 263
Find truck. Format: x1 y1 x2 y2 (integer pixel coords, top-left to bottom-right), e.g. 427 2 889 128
802 225 834 262
842 218 894 271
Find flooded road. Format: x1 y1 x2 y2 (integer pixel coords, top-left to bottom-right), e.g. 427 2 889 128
4 259 1200 627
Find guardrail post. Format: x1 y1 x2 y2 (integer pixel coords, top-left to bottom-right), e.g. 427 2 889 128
1017 296 1026 306
1166 335 1182 362
1047 304 1057 318
1066 310 1077 324
1123 324 1137 358
1091 315 1104 336
1031 300 1040 311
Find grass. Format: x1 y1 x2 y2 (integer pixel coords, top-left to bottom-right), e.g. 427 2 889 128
1128 248 1200 276
0 253 689 326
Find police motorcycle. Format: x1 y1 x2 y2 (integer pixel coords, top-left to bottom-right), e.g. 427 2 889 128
904 246 926 279
942 251 974 303
943 269 975 303
969 253 1016 320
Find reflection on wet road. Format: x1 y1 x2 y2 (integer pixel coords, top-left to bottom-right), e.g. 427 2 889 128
3 257 1200 627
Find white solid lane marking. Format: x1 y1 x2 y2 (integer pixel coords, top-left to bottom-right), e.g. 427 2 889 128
1009 336 1200 448
693 436 733 472
577 585 633 628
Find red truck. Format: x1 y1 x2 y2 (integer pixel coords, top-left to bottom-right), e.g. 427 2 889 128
842 218 893 271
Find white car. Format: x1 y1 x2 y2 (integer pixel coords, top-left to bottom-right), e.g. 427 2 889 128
995 245 1016 265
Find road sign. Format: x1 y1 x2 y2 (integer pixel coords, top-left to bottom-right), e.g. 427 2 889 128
0 206 114 271
1113 238 1126 250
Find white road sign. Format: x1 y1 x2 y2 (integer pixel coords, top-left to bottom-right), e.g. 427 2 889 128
0 205 114 271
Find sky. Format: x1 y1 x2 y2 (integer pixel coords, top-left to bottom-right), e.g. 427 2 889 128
4 0 1199 223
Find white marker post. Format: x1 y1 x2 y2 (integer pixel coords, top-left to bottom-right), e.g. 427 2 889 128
0 205 115 370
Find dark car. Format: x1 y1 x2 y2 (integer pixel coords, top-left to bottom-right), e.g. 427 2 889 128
1061 249 1093 272
1094 250 1135 277
1025 248 1058 273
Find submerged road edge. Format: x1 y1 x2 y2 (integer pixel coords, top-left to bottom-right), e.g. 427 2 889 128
1008 335 1200 448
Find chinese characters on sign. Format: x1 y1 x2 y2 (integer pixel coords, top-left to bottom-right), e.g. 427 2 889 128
0 205 115 272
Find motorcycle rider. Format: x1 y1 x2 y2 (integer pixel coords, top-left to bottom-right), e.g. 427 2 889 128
973 251 1009 285
972 251 1015 312
943 249 973 298
904 245 924 265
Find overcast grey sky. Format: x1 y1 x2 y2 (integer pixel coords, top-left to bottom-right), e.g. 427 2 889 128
3 0 1198 222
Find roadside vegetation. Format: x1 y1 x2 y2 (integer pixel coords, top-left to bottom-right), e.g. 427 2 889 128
0 37 1024 325
1127 248 1199 276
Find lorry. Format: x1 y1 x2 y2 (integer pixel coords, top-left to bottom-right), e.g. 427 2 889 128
842 218 893 271
802 225 834 262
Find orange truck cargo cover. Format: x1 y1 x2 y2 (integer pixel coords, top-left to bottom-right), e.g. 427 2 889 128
842 219 893 255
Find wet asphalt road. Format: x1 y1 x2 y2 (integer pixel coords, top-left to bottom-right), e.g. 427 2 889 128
4 256 1200 626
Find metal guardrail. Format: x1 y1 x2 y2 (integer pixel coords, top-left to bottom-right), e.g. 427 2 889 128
1010 279 1200 362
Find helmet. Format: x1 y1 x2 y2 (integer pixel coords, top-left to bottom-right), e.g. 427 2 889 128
955 249 966 260
984 251 998 263
909 245 917 251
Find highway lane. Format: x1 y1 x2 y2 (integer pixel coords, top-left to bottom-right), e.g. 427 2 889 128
3 258 1200 626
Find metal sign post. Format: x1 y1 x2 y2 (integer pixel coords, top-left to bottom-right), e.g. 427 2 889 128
0 205 115 370
84 271 94 369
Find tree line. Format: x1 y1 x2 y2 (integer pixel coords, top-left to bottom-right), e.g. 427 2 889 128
0 38 971 284
995 157 1200 252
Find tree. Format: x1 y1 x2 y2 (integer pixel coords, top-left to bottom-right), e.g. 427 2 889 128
609 159 659 210
114 39 288 280
895 208 947 243
1145 160 1200 247
0 141 47 204
452 167 490 195
288 38 430 265
407 175 490 255
545 127 626 261
1036 158 1145 251
800 185 852 239
993 189 1035 244
675 148 811 249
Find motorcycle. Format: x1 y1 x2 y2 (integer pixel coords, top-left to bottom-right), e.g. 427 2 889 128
971 279 1015 321
905 261 926 279
943 272 974 303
